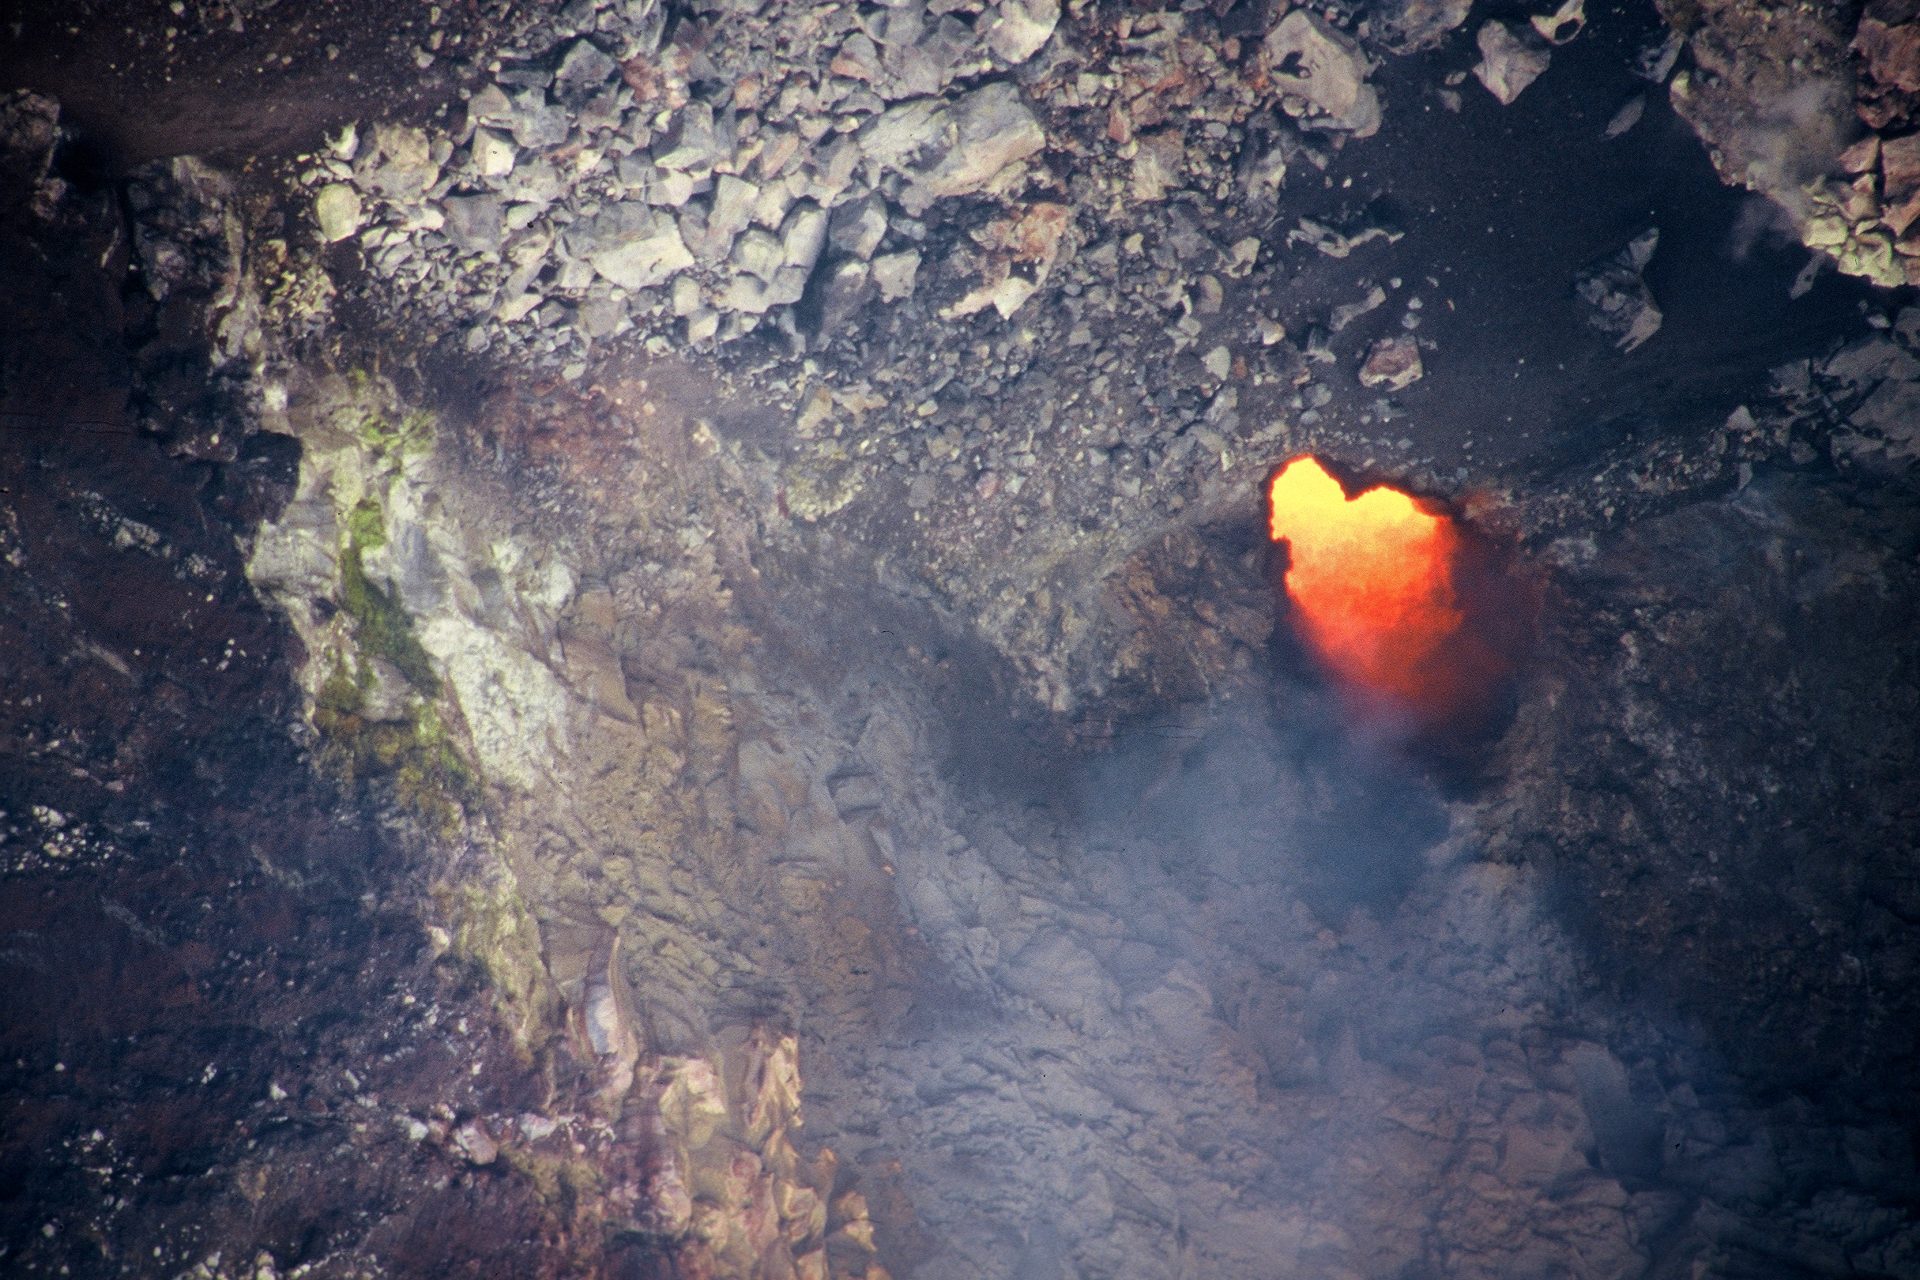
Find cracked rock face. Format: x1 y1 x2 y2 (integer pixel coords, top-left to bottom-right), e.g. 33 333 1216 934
3 3 1920 1279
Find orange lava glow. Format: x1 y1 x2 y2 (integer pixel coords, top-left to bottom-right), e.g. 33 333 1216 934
1267 455 1465 714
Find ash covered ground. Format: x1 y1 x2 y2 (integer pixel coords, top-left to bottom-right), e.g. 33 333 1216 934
3 1 1919 1277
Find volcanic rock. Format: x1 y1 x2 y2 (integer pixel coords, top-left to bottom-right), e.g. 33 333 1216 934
1531 0 1587 46
12 3 1920 1277
871 249 920 301
441 194 506 253
1605 95 1645 139
578 203 694 289
986 0 1060 66
1855 2 1920 131
314 183 362 243
706 174 758 246
827 193 888 261
470 128 517 178
551 39 617 109
453 1119 499 1165
1474 21 1552 105
507 90 570 150
731 227 785 283
1359 335 1425 391
1372 0 1473 53
1575 227 1663 351
354 123 441 201
813 258 875 340
866 82 1046 214
1260 10 1382 138
654 101 726 174
780 201 829 275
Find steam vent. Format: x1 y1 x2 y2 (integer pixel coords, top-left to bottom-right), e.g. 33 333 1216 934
7 0 1920 1275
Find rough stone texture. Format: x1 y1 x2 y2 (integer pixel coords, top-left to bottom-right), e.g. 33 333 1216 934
1473 20 1552 105
1260 10 1383 137
5 2 1920 1278
1574 228 1663 352
1656 0 1920 285
313 182 362 242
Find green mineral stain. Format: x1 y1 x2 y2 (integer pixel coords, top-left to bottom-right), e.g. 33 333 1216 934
440 869 562 1059
309 491 478 837
341 369 437 459
338 497 439 696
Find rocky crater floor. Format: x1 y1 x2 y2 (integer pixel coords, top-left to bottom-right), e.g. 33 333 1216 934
3 1 1919 1278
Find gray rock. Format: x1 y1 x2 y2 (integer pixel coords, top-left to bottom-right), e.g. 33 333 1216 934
353 123 440 199
832 32 885 84
654 102 725 173
859 97 948 172
465 84 514 130
1329 285 1386 332
863 83 1045 215
922 83 1046 203
1358 335 1424 391
579 203 694 289
615 153 656 194
716 264 806 315
442 195 506 253
1262 11 1381 138
751 180 794 230
471 129 517 179
453 1119 498 1166
1633 29 1684 84
812 259 874 339
504 202 544 234
829 194 889 261
554 252 598 292
1575 228 1662 352
496 290 542 323
495 156 560 211
508 90 570 150
769 265 810 308
780 201 828 273
874 10 975 97
314 184 362 242
552 39 618 109
872 249 920 302
1129 129 1183 202
494 59 552 91
1605 95 1645 140
670 275 703 317
575 87 626 134
731 228 785 283
987 0 1060 66
1473 21 1551 106
718 274 773 315
708 174 757 244
652 168 699 207
796 134 863 206
1372 0 1472 53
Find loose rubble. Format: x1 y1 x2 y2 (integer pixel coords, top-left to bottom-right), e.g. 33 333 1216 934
302 0 1071 359
1575 228 1663 352
1659 0 1920 287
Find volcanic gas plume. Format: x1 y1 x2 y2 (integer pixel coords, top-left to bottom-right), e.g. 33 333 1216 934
1267 455 1479 724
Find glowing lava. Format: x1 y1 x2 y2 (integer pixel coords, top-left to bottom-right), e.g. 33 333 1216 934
1266 455 1464 714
